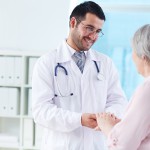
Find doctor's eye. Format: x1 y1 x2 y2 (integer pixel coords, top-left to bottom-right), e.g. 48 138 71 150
86 26 94 32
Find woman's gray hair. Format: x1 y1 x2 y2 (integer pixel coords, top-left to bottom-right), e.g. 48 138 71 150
132 24 150 61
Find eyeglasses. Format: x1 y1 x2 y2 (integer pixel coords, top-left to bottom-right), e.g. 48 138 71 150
79 21 104 37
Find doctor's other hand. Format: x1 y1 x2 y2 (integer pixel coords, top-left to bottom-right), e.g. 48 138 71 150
96 113 121 136
81 113 97 129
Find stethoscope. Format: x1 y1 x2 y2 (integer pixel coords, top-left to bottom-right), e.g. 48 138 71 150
55 61 99 76
54 61 104 97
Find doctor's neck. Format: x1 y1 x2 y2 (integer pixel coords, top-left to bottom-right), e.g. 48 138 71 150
66 38 88 52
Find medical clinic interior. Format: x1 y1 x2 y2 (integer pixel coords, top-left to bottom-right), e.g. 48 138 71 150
0 0 150 150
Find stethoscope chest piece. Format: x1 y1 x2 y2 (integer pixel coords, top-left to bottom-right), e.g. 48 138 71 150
97 73 105 81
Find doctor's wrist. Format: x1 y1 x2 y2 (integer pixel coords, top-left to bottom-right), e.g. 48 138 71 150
81 113 97 128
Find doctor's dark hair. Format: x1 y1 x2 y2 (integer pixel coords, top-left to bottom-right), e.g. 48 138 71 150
132 24 150 62
70 1 106 24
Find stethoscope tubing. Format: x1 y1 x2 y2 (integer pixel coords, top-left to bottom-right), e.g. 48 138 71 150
55 63 68 76
55 61 100 76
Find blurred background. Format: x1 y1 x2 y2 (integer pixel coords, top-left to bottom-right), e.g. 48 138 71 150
0 0 150 150
1 0 149 99
88 0 150 99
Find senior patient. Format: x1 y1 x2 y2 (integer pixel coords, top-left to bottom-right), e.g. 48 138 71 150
96 24 150 150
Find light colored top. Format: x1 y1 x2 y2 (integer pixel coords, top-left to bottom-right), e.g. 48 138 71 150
107 77 150 150
32 40 127 150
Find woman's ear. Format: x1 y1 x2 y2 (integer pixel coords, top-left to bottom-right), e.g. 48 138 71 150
142 55 150 64
141 55 146 60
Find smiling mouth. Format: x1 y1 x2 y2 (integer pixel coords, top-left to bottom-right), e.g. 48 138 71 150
84 38 94 45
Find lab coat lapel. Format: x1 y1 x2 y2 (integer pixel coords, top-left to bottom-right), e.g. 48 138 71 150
83 49 100 75
56 40 72 63
56 40 82 77
70 60 82 77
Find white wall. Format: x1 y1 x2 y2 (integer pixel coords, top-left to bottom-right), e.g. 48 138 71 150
0 0 72 51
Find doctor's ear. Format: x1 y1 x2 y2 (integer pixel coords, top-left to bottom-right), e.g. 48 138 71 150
70 17 78 28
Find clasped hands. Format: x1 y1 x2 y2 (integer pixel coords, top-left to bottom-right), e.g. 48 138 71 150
81 113 121 136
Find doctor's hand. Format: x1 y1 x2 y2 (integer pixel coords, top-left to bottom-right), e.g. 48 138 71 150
96 113 121 136
81 113 97 129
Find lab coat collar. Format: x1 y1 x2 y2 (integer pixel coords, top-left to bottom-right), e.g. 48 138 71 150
56 40 72 63
56 39 102 63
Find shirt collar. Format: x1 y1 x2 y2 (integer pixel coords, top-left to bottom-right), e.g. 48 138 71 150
66 41 88 57
56 39 101 63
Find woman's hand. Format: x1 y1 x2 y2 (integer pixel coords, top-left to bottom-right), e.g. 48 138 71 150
96 112 121 136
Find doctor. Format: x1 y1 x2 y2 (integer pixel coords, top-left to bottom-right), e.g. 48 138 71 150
32 1 127 150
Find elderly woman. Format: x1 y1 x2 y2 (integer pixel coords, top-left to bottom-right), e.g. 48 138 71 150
96 24 150 150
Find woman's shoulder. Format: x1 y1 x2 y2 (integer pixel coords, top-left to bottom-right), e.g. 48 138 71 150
141 77 150 91
133 77 150 106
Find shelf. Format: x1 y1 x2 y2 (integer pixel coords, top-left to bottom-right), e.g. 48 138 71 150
23 85 32 88
0 85 21 88
0 50 45 57
0 50 42 150
0 144 19 149
22 115 33 119
0 116 20 119
22 146 40 150
0 145 40 150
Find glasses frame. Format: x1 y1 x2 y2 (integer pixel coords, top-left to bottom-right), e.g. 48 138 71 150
76 19 104 37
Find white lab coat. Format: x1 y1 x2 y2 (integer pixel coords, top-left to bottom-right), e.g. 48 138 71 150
32 40 127 150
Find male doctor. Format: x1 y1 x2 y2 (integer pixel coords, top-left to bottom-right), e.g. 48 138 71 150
32 1 127 150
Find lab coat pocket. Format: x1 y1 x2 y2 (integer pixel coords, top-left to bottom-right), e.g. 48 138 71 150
96 74 106 87
94 74 107 100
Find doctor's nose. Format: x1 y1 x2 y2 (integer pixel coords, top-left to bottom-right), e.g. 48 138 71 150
88 32 98 40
